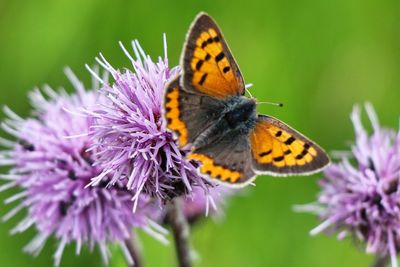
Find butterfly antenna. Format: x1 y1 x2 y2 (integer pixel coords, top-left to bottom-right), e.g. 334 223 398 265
245 88 254 98
257 101 284 107
245 83 282 107
245 83 254 98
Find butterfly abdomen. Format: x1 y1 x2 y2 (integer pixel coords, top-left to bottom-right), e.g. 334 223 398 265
224 96 257 130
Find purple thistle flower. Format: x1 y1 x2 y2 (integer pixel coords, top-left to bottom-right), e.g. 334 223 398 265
298 103 400 267
85 36 211 210
0 69 165 266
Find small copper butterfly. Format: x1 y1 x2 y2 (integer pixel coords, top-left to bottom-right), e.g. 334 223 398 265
164 12 330 187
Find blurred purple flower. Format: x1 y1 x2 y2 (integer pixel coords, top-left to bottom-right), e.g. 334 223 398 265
0 69 165 266
85 37 210 210
298 103 400 267
180 185 234 224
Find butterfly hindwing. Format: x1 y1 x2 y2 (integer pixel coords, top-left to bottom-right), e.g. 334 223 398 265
188 129 255 187
164 75 225 147
250 115 330 175
182 12 245 99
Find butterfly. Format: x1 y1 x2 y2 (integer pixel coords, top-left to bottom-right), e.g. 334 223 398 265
163 12 330 187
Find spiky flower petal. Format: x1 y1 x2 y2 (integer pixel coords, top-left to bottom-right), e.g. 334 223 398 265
0 69 164 266
85 37 211 210
299 103 400 267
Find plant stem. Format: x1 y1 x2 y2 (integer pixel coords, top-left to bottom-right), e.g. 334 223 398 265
372 255 390 267
125 233 144 267
167 197 192 267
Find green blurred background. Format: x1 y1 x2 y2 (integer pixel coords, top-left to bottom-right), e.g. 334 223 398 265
0 0 399 266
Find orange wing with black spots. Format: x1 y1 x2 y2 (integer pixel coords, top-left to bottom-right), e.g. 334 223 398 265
188 153 243 184
164 75 225 147
164 78 188 146
250 115 330 175
181 12 245 99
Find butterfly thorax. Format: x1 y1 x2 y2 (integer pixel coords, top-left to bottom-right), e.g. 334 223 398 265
223 96 257 131
190 96 256 150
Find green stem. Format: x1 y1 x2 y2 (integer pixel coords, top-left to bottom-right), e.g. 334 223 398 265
372 255 390 267
167 197 192 267
125 233 144 267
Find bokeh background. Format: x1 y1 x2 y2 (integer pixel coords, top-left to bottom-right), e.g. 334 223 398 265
0 0 399 266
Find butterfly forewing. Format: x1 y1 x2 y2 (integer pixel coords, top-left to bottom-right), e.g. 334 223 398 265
182 12 245 99
164 75 225 147
250 115 330 175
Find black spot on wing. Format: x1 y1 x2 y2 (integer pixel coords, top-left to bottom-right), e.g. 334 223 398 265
284 149 291 155
196 60 204 70
200 36 220 49
259 150 272 157
284 136 296 145
199 73 208 85
215 52 225 62
273 156 284 162
223 66 230 73
295 147 309 160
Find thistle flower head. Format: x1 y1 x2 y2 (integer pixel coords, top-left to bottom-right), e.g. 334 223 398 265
302 103 400 267
86 37 211 210
0 69 163 266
